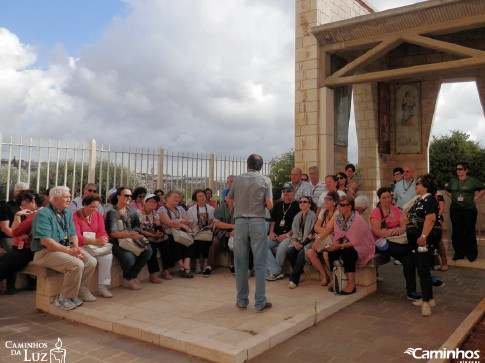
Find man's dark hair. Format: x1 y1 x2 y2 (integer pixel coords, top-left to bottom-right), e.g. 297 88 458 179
393 167 404 174
247 154 263 171
345 163 356 172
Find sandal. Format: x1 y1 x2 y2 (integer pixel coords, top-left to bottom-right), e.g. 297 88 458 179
149 275 162 284
162 271 173 280
321 278 330 287
179 268 194 279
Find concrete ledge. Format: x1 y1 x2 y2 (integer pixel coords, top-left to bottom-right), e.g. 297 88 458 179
429 298 485 363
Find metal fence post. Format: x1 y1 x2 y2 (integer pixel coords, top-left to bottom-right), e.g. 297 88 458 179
209 153 214 190
157 147 164 190
88 139 96 183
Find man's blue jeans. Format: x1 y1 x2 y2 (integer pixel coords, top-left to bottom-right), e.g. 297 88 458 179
265 236 291 274
234 218 267 310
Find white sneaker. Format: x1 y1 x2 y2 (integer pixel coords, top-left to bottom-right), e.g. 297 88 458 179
79 288 97 302
288 281 297 289
54 295 77 311
195 264 202 274
98 285 113 298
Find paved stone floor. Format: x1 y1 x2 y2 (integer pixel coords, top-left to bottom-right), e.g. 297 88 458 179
1 255 484 362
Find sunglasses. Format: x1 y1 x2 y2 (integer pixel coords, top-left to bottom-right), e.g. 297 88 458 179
87 189 96 192
339 203 350 207
282 190 293 193
122 195 132 198
415 182 423 185
337 176 345 180
393 172 402 176
456 168 464 171
138 195 146 199
324 196 334 201
299 200 310 204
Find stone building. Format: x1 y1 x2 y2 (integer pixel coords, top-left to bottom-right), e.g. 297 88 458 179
295 0 485 196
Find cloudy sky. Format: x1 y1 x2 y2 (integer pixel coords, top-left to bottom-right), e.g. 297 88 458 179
0 0 483 163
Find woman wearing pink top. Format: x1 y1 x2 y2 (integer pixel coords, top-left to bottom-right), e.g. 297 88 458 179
73 194 113 298
323 195 375 295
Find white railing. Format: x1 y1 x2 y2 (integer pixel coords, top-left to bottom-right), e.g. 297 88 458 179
0 134 271 201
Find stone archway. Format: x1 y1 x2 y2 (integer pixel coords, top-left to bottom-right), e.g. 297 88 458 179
295 0 485 195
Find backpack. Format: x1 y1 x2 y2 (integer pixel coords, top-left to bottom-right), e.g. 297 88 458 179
333 259 348 294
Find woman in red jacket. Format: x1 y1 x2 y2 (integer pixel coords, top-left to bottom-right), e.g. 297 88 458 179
0 190 43 294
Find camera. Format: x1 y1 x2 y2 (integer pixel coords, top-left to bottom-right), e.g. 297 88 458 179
417 245 428 253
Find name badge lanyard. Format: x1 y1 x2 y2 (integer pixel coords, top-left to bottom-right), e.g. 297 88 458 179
50 206 70 245
280 203 292 227
457 178 466 202
399 179 414 200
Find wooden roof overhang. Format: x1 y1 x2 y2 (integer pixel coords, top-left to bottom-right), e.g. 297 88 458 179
311 0 485 87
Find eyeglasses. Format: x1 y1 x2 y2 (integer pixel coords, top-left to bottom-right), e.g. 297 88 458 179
456 168 464 171
299 200 310 204
122 195 132 198
339 203 350 207
87 189 96 192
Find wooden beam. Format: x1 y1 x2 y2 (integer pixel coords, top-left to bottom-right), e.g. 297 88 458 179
325 37 403 85
323 58 485 87
401 34 485 58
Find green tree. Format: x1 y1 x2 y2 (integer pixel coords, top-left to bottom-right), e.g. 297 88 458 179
268 149 294 200
429 130 485 188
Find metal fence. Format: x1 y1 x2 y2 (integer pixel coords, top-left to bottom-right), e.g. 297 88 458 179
0 134 271 202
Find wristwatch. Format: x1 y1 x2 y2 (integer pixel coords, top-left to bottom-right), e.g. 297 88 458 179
421 234 427 238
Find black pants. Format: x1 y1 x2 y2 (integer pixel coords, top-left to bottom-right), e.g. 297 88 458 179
147 240 176 274
381 242 416 294
0 247 34 284
407 227 441 302
170 235 195 261
286 246 307 285
327 247 358 273
194 240 211 260
450 207 478 261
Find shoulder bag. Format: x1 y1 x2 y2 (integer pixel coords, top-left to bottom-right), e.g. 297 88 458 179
76 211 112 256
166 207 194 246
114 209 149 256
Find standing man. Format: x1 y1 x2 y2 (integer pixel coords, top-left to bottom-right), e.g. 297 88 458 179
393 166 417 209
227 154 273 312
69 183 104 215
308 166 326 204
290 167 312 201
221 175 235 201
389 167 404 198
31 186 97 311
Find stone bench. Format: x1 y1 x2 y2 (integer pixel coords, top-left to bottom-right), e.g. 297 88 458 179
10 249 389 312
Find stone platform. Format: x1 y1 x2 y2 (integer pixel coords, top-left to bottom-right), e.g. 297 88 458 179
43 270 376 363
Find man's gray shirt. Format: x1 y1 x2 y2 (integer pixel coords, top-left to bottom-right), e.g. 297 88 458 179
227 171 272 219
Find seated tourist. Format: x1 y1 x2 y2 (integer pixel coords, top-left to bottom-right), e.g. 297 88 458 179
139 194 175 283
105 187 153 290
0 190 44 294
204 188 217 208
354 195 370 215
130 187 147 210
316 175 346 215
323 195 375 295
345 163 360 196
265 182 299 281
336 172 347 194
31 186 97 310
187 189 215 277
69 183 104 215
154 189 165 210
158 190 195 278
307 191 339 286
370 187 420 301
286 196 317 289
213 200 236 274
72 193 113 298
